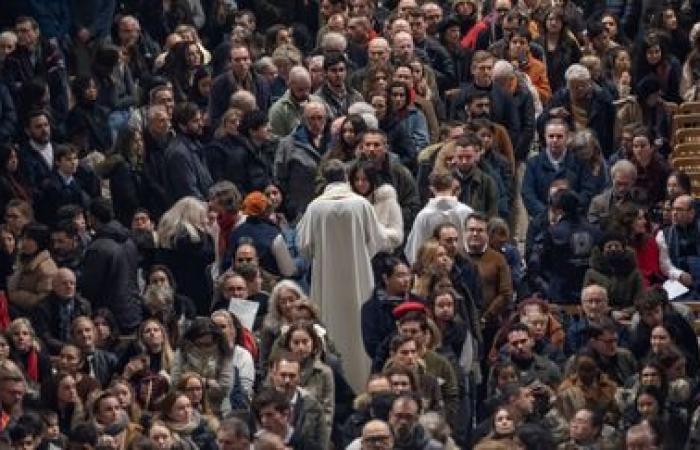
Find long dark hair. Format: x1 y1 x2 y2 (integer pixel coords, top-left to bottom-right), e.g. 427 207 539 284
348 159 380 197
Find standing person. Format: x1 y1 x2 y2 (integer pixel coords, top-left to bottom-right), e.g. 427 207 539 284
297 159 386 391
80 199 143 334
164 102 213 206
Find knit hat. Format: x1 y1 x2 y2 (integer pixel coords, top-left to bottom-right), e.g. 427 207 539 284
242 191 270 217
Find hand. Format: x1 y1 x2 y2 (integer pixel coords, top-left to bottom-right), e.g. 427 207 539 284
125 358 145 376
680 272 693 287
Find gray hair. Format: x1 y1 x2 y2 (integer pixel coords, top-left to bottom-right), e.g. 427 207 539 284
610 159 637 180
348 102 378 129
581 284 608 302
146 104 169 121
253 56 276 74
321 32 347 52
0 31 17 45
492 60 515 80
565 64 591 82
229 89 257 113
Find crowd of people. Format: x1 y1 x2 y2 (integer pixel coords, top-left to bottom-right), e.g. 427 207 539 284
0 0 700 449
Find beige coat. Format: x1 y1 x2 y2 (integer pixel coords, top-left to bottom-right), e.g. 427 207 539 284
8 250 57 311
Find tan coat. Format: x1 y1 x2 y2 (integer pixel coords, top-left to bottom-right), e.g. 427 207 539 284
7 250 58 311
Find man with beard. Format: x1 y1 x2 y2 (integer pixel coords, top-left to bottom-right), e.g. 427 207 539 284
32 268 91 355
266 353 328 449
18 111 54 198
588 160 639 227
465 213 512 352
354 130 420 233
315 51 363 120
49 221 84 274
452 134 499 218
269 66 322 138
163 102 213 206
500 323 561 387
387 395 443 450
142 105 173 218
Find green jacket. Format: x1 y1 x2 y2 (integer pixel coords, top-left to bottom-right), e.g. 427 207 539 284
454 166 499 218
268 90 323 138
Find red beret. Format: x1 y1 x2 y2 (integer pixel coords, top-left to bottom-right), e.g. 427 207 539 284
392 301 427 319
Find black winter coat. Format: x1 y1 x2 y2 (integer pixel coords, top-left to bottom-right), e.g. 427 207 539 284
203 134 274 194
164 133 213 206
156 231 215 316
80 220 143 332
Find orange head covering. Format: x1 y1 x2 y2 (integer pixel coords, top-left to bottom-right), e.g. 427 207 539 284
242 191 270 217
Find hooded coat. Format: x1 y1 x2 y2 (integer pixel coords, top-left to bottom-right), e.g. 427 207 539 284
583 248 644 310
80 220 143 331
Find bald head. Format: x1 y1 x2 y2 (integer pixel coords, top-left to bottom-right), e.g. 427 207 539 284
361 420 394 450
288 66 312 102
54 268 77 299
672 194 696 226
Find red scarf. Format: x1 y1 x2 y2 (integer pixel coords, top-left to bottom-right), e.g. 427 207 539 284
216 212 238 259
26 348 38 382
0 292 9 331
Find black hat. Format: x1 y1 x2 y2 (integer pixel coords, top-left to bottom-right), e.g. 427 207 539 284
438 15 462 35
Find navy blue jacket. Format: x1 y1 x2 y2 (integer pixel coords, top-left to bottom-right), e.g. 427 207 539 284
208 71 271 129
361 288 403 360
0 83 17 143
537 86 616 158
164 133 213 206
522 149 594 218
18 142 53 199
224 216 283 275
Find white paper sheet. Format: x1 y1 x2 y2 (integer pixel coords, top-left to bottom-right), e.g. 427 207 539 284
228 298 259 330
663 279 690 300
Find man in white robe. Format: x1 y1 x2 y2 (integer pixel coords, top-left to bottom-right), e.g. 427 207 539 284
297 158 386 391
404 170 473 265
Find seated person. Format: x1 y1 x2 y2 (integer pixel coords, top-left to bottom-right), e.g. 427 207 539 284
566 318 637 386
565 284 631 356
490 323 562 389
488 297 565 366
583 230 644 317
630 287 699 375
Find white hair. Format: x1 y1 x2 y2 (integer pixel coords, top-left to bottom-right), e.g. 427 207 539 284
263 280 309 330
581 284 608 302
321 32 348 52
610 159 637 180
565 64 591 82
348 102 378 129
492 59 515 79
0 31 17 44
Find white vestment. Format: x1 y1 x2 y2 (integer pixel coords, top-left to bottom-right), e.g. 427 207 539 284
297 182 385 391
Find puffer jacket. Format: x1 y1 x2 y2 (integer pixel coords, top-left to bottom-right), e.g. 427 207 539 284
583 247 644 310
7 250 58 314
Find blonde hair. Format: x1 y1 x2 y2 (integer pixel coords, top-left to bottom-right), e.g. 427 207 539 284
7 318 40 352
413 238 443 276
157 197 208 248
138 318 175 372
